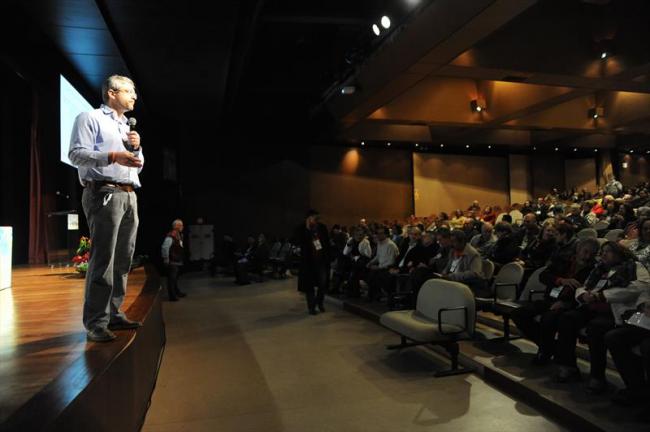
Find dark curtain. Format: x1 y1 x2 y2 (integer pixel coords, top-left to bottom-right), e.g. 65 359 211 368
28 86 47 264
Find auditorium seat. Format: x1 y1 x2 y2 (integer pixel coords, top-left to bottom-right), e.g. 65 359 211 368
577 228 598 239
476 262 525 342
482 259 495 281
604 229 624 242
380 279 476 377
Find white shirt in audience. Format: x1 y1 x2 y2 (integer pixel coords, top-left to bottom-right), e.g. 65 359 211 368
368 238 399 269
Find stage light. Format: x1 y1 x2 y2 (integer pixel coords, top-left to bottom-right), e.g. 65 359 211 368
341 86 356 95
588 107 604 119
470 98 486 112
372 24 380 36
381 16 391 29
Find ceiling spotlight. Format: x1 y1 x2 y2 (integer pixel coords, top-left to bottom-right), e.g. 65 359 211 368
555 147 559 151
387 142 391 147
573 148 577 152
415 143 419 148
440 143 444 148
372 24 380 36
361 141 365 147
588 107 604 119
600 52 607 59
341 86 356 95
594 149 598 152
470 98 487 112
465 144 470 149
533 146 537 150
381 16 391 29
488 145 492 149
630 149 634 154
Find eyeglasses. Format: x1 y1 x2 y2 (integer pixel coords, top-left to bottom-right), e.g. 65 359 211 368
111 88 137 97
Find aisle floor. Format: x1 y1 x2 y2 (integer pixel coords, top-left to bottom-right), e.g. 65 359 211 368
142 274 565 432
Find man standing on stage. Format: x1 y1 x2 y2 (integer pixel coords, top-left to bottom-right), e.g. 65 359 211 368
69 75 144 342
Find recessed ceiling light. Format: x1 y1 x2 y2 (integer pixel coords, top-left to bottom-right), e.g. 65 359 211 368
601 52 607 59
387 142 391 147
630 150 634 153
574 148 577 152
361 141 365 146
415 143 419 147
555 147 559 151
372 24 380 36
465 144 470 149
381 16 391 29
488 145 492 149
533 146 536 150
594 149 598 152
440 144 444 148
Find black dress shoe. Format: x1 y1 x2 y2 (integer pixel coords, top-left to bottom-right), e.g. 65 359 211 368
175 291 187 298
87 327 117 342
108 318 143 330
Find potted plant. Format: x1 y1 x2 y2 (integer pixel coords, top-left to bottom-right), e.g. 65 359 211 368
72 236 91 274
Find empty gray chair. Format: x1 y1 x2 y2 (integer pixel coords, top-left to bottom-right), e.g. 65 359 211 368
380 279 476 377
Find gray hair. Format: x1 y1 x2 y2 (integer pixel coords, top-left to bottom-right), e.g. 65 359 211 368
101 75 135 103
172 219 183 228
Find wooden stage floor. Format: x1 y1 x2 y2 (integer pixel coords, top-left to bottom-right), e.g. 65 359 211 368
0 265 164 431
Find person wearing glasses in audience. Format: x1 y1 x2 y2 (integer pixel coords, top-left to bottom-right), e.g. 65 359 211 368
69 75 143 343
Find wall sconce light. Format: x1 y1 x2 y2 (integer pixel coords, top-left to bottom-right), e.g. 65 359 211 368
588 107 605 119
470 98 487 112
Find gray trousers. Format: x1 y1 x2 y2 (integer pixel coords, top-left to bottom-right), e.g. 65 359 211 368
81 186 139 331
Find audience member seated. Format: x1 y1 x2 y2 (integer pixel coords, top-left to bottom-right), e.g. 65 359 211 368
339 228 372 297
481 205 497 224
234 234 269 285
406 228 451 300
489 222 521 270
450 209 466 229
554 241 650 393
439 230 487 296
521 221 557 271
565 203 588 231
392 227 422 274
516 212 540 251
609 203 635 231
604 289 650 406
470 222 496 259
511 236 597 365
365 227 399 302
628 218 650 271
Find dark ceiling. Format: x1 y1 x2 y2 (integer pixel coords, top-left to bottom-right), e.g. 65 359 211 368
13 0 650 150
16 0 424 141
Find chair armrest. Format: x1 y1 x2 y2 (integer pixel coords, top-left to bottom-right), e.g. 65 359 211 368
438 307 468 336
494 283 518 302
528 289 546 302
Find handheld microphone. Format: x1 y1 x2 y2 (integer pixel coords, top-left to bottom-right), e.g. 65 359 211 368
123 117 138 151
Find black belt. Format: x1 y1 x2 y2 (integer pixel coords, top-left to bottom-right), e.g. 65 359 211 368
86 181 135 192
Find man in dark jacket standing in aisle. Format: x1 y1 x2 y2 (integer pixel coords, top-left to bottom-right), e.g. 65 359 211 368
296 210 331 315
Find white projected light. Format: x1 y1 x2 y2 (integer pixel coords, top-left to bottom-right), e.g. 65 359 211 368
60 75 93 167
